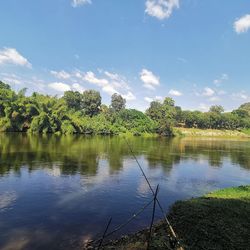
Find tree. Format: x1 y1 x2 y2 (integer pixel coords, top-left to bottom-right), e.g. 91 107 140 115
82 90 101 117
0 81 11 90
163 97 175 107
209 105 224 114
110 93 126 112
63 91 82 110
146 101 163 121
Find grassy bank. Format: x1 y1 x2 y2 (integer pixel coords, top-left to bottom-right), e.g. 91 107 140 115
174 127 250 138
96 185 250 250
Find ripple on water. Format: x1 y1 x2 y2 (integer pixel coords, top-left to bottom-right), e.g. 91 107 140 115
0 191 17 212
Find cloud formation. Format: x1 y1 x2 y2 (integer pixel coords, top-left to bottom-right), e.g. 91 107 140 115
144 95 163 103
202 87 215 97
73 69 135 100
213 73 228 86
145 0 179 20
71 0 91 8
72 83 85 92
232 91 249 100
234 14 250 34
51 70 71 80
48 82 71 92
169 89 182 96
140 69 160 90
0 47 31 68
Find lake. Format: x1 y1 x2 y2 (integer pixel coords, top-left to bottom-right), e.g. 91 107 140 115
0 134 250 250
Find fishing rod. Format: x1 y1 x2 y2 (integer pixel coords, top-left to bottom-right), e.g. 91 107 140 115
123 137 183 250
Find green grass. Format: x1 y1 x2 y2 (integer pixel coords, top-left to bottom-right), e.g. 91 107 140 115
98 185 250 250
241 128 250 136
175 127 250 138
169 185 250 250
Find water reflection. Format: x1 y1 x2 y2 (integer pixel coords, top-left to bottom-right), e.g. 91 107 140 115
1 134 250 177
0 134 250 250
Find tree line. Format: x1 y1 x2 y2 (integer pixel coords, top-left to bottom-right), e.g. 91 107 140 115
1 80 250 136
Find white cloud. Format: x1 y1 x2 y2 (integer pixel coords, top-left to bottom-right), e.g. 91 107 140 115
122 91 136 101
140 69 160 90
77 70 135 100
72 83 85 93
213 73 229 86
144 97 154 103
145 0 179 20
0 47 31 68
155 95 163 100
71 0 91 8
83 71 109 86
209 96 220 102
104 71 130 90
234 14 250 34
169 89 182 96
104 71 120 81
51 70 71 80
232 91 249 100
198 103 210 112
202 87 215 97
144 95 163 102
48 82 71 92
218 90 226 95
3 77 21 85
102 85 117 95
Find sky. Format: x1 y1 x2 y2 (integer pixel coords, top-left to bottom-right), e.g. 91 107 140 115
0 0 250 112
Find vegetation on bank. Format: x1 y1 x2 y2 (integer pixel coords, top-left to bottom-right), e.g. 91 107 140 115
174 127 250 138
1 80 250 136
99 185 250 250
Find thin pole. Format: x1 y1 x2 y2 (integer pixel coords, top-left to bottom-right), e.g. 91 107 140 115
97 217 112 250
147 184 159 250
124 137 183 249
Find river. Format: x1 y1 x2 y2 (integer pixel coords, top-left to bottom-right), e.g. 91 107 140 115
0 134 250 250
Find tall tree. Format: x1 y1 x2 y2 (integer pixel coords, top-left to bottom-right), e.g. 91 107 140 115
63 91 82 110
110 93 126 112
209 105 224 114
82 90 101 117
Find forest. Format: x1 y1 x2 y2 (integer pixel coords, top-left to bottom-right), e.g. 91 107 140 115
1 80 250 136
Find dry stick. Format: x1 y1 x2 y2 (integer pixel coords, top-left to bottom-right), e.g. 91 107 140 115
97 217 112 250
124 138 183 250
147 184 159 250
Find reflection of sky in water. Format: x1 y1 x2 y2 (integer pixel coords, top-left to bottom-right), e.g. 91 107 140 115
0 191 17 212
1 135 250 250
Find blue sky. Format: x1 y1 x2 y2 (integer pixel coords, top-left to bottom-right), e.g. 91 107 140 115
0 0 250 111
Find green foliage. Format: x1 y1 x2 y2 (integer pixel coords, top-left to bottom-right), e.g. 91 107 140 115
63 91 82 110
0 81 11 90
82 90 101 117
209 105 224 114
1 81 250 136
110 93 126 112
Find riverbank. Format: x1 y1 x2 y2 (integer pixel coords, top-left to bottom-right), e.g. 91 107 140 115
95 185 250 250
174 127 250 138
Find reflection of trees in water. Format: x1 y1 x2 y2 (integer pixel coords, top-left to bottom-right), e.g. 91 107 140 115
175 138 250 169
0 134 250 177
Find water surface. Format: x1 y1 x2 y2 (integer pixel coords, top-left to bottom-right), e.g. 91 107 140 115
0 134 250 250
